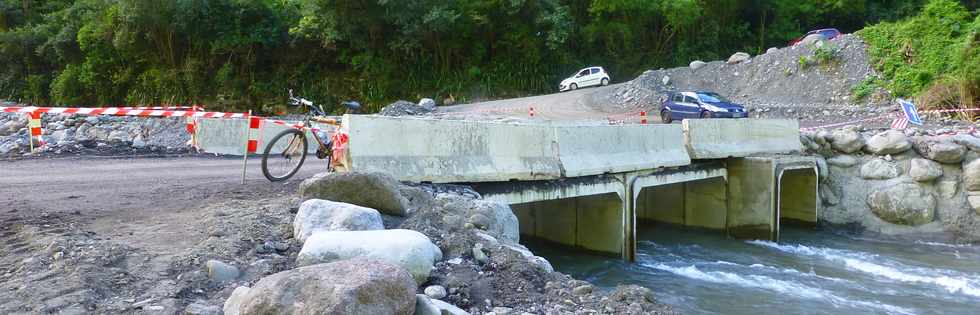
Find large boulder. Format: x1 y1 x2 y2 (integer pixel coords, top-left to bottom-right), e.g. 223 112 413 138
865 130 911 155
908 158 942 182
867 182 936 226
297 229 443 283
238 259 416 315
418 98 437 111
952 134 980 151
439 196 519 243
914 139 966 164
293 199 384 242
860 159 901 179
829 129 865 153
223 286 251 315
826 154 859 167
689 60 706 70
726 52 750 64
800 33 827 46
299 172 412 216
964 159 980 191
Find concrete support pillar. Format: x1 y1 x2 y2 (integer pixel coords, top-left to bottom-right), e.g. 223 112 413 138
725 157 777 240
726 156 819 240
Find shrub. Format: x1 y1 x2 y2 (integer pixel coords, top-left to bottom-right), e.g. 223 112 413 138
857 0 975 97
851 77 881 101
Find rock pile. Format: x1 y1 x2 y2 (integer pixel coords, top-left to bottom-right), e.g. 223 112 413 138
801 127 980 240
224 172 675 315
380 99 436 117
0 112 191 158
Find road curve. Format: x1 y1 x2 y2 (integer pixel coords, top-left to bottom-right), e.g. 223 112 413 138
437 84 661 123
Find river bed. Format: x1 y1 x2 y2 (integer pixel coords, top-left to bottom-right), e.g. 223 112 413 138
526 224 980 315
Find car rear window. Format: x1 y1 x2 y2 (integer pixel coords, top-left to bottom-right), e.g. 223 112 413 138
591 68 600 74
673 94 683 102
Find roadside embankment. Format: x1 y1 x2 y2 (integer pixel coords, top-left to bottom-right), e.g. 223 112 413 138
802 125 980 242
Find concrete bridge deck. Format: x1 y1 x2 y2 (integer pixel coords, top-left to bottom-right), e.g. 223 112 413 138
334 115 817 261
196 115 818 261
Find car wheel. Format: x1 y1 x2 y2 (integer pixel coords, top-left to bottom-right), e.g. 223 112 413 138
570 83 577 90
700 111 713 119
661 110 672 124
601 78 609 86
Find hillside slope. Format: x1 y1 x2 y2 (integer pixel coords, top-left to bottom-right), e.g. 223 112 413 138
601 35 882 116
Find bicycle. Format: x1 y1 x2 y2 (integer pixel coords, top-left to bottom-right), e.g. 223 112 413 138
260 90 360 182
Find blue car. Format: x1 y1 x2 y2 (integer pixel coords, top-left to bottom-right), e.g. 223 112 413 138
659 91 748 123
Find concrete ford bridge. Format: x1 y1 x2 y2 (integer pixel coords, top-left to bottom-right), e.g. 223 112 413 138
337 116 818 261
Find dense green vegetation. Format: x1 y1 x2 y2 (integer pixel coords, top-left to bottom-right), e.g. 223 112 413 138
858 0 978 109
0 0 975 113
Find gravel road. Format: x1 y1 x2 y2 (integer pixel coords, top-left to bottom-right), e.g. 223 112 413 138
436 84 662 123
1 155 321 220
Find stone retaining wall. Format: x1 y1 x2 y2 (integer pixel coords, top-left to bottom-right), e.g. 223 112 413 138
801 126 980 241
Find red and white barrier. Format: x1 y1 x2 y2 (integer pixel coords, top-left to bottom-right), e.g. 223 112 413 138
246 115 261 154
1 105 245 119
800 107 980 131
27 112 43 151
640 111 648 124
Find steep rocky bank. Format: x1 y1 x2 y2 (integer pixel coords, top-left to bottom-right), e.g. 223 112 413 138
803 126 980 242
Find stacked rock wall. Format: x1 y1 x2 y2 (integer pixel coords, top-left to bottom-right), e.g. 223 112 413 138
801 126 980 241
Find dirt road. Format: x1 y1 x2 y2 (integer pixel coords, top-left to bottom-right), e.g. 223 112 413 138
2 155 317 213
0 156 321 313
437 84 661 123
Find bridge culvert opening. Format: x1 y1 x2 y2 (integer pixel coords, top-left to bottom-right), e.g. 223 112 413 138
776 167 818 235
510 193 625 257
635 177 727 232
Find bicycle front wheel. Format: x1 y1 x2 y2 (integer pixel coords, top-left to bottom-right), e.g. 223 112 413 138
262 129 309 182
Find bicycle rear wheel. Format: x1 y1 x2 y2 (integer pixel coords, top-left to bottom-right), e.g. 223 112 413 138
262 129 309 182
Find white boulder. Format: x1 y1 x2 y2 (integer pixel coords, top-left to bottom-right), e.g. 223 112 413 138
293 199 384 242
297 229 443 283
865 130 911 155
727 52 751 64
801 33 827 46
689 60 706 70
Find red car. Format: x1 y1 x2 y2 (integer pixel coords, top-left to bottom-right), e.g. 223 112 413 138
789 28 842 46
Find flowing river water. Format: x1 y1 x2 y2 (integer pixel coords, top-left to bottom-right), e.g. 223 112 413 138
525 224 980 315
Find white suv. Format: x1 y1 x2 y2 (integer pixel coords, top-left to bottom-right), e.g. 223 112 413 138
559 66 610 92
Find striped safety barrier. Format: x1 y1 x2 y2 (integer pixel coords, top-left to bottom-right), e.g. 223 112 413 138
246 115 261 154
1 105 246 119
801 107 980 131
27 112 43 151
